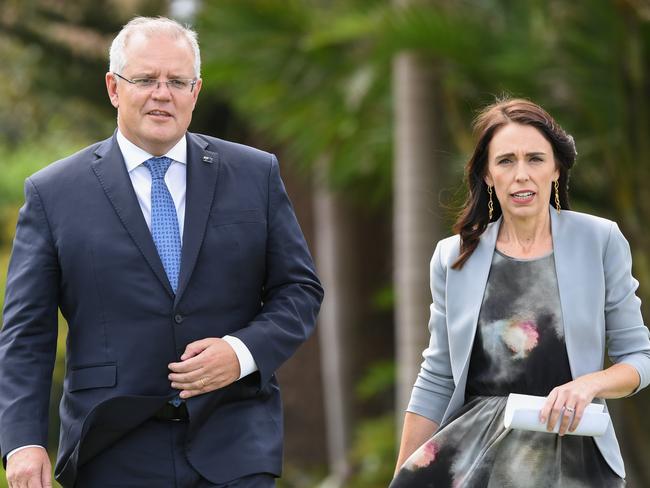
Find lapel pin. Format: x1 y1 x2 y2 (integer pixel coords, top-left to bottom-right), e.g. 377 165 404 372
202 155 214 163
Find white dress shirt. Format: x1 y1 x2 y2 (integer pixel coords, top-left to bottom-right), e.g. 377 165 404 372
116 130 257 379
6 131 258 460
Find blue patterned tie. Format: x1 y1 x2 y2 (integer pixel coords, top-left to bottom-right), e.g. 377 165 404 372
144 156 181 293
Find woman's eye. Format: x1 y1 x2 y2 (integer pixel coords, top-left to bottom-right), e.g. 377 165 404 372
497 159 511 165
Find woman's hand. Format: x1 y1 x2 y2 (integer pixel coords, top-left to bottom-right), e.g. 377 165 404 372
539 363 640 436
539 377 599 436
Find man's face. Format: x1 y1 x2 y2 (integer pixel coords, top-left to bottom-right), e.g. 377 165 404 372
105 33 202 156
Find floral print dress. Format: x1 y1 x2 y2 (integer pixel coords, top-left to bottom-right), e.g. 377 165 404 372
390 250 624 488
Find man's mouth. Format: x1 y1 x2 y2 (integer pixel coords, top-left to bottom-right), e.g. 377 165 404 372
147 110 173 118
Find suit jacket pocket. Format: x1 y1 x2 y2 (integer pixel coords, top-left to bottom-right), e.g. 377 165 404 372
68 363 117 392
211 209 265 227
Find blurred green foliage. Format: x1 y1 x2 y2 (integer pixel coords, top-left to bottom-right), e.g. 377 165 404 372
0 140 90 211
349 361 397 486
356 361 395 402
348 414 396 488
197 0 393 205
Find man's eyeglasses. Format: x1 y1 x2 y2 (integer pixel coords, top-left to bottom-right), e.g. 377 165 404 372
113 72 198 92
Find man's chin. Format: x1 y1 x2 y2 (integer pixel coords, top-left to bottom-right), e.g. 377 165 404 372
141 131 183 151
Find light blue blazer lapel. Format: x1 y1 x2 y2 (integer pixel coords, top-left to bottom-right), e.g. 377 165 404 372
550 207 603 381
447 219 500 383
443 209 585 405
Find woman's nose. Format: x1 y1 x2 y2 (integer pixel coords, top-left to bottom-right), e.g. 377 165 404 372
514 161 530 181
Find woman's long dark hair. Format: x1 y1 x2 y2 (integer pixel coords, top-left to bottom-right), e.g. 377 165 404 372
451 98 577 269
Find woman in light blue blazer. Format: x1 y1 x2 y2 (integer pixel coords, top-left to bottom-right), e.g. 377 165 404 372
391 99 650 487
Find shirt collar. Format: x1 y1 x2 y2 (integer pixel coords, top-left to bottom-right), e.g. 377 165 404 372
116 129 187 173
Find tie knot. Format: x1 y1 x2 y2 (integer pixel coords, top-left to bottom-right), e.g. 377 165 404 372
144 156 173 179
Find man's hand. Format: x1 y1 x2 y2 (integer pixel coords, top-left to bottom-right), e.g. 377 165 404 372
6 447 52 488
168 338 241 399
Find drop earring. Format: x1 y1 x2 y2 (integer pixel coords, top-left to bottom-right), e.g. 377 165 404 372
554 180 561 214
487 185 494 220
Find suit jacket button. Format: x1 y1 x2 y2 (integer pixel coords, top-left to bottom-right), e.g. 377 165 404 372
174 314 184 324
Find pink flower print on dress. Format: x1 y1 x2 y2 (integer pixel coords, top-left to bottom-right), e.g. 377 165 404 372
411 439 439 469
501 319 539 359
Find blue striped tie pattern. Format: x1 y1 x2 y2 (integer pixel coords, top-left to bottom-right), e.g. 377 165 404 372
144 156 181 293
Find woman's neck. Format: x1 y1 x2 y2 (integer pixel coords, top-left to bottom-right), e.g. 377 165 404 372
496 211 553 258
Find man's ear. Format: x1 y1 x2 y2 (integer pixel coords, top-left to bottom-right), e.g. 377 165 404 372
105 72 119 108
190 78 202 109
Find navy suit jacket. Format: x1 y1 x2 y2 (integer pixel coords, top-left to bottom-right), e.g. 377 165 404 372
0 132 323 486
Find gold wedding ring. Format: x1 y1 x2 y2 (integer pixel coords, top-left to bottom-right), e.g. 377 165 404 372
200 377 207 388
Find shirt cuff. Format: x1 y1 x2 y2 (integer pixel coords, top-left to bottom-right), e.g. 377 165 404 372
222 335 258 379
7 445 46 460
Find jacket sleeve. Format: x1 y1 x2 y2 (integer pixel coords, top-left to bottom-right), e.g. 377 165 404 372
0 178 59 461
604 222 650 394
406 241 455 424
229 155 323 387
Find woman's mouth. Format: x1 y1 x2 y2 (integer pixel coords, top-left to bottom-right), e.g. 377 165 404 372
510 191 535 203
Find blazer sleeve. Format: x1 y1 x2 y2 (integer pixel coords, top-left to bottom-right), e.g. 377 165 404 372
603 222 650 394
0 178 59 460
406 240 455 424
229 155 323 387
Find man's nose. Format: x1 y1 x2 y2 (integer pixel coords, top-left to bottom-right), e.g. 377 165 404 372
151 81 173 98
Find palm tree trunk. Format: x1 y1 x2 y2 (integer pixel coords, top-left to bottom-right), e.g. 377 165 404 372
313 157 353 486
392 45 441 427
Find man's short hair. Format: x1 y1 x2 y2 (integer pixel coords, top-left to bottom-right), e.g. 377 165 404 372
109 16 201 78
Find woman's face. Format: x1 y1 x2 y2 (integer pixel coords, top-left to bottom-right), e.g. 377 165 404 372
484 123 560 221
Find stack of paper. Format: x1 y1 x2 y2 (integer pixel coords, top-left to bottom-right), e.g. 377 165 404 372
503 393 610 437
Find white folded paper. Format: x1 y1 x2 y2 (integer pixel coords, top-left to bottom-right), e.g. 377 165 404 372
503 393 610 437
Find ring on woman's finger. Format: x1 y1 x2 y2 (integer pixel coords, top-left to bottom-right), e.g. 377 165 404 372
565 406 575 413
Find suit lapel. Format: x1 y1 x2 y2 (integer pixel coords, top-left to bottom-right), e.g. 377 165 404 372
447 219 500 382
550 207 580 379
91 134 174 298
174 133 220 306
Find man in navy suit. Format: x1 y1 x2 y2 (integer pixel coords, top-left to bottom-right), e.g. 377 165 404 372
0 16 322 487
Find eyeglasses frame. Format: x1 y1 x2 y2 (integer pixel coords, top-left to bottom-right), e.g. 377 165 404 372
112 72 198 93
